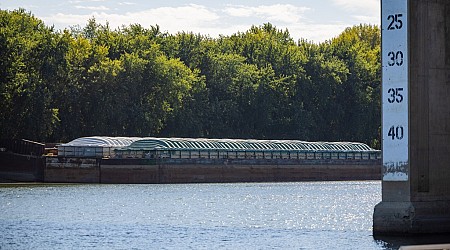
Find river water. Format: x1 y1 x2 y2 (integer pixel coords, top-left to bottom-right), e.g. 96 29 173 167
0 181 447 249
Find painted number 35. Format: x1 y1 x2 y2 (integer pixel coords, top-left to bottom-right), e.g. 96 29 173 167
387 88 404 103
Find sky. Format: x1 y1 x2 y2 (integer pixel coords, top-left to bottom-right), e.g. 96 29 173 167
1 0 380 43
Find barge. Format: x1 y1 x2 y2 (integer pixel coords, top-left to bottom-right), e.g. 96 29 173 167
1 137 382 183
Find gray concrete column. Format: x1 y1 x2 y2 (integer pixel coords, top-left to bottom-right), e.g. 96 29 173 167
373 0 450 235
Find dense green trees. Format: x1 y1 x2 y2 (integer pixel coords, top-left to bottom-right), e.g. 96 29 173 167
0 9 381 148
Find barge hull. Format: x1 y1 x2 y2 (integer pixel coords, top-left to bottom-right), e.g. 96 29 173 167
45 157 381 183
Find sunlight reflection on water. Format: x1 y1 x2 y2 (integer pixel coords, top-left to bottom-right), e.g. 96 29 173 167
0 181 436 249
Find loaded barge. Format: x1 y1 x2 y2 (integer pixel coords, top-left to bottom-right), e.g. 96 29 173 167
1 137 381 183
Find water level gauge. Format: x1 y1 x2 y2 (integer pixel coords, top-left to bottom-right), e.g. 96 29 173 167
382 0 409 181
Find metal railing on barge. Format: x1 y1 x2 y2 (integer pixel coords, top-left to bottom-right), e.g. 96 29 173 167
114 148 381 161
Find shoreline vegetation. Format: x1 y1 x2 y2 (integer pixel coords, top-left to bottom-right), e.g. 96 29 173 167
0 9 381 148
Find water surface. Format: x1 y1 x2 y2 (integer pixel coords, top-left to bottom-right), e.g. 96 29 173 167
0 181 442 249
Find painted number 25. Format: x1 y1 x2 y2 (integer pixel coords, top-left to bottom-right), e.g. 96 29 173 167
387 14 403 30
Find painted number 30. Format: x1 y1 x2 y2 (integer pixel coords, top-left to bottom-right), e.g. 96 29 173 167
388 51 403 66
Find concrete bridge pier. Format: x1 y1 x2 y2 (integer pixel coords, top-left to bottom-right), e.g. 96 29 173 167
373 0 450 235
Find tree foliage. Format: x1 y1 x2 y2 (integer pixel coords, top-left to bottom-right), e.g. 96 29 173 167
0 9 381 147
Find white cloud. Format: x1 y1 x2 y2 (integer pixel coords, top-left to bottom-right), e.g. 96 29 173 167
221 4 349 42
41 3 358 43
118 2 136 6
43 4 220 32
332 0 379 18
70 0 105 3
332 0 379 11
353 15 379 24
75 5 110 11
223 4 309 23
285 22 351 43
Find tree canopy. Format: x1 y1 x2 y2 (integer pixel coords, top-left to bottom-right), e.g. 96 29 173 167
0 9 381 148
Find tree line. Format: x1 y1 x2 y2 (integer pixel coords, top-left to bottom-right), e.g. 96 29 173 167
0 9 381 148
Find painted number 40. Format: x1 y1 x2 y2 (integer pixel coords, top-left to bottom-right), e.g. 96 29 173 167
388 125 404 140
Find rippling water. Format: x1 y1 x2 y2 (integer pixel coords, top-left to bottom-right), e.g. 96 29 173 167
0 181 444 249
